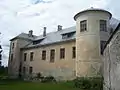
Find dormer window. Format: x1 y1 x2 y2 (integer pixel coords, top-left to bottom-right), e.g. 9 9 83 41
80 20 87 32
62 32 75 39
33 38 44 45
62 34 68 39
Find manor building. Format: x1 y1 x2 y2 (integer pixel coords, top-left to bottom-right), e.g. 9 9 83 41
8 8 120 80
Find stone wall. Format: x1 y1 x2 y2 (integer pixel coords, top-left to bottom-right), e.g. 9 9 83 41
103 27 120 90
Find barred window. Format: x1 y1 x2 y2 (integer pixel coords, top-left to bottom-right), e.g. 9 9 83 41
60 48 65 59
50 49 55 63
42 50 46 60
80 20 87 32
100 20 107 31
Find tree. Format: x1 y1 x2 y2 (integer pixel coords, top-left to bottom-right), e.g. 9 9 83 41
0 32 2 67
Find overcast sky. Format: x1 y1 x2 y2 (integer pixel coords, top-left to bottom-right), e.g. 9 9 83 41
0 0 120 66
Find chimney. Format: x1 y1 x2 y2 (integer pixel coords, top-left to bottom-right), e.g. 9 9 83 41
28 30 33 37
58 25 62 31
43 27 46 37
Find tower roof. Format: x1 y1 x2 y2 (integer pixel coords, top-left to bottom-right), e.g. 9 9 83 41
74 8 112 20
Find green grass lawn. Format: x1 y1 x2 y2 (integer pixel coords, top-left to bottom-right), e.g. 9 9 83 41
0 80 80 90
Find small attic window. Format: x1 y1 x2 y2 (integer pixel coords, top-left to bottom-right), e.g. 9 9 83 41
33 39 44 45
62 34 68 39
62 32 75 39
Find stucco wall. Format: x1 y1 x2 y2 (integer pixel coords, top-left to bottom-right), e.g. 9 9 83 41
21 41 76 80
103 27 120 90
8 38 32 77
75 11 110 77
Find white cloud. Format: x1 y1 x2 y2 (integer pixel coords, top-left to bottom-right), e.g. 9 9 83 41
0 0 119 66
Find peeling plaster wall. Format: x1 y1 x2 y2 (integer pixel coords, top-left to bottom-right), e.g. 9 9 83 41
103 28 120 90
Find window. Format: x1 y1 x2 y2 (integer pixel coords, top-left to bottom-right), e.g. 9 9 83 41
62 34 68 39
100 41 107 54
50 49 55 63
30 52 34 61
33 39 44 45
29 67 33 74
12 43 14 49
42 50 46 60
100 20 107 31
72 47 76 58
62 32 75 39
23 67 26 74
11 54 13 61
60 48 65 59
24 53 27 61
80 20 87 32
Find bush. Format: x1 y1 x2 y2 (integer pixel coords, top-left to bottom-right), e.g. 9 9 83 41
36 72 42 79
34 73 56 83
41 76 56 83
73 77 103 90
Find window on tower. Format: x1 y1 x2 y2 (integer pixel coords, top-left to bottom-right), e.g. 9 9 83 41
80 20 87 32
100 20 107 32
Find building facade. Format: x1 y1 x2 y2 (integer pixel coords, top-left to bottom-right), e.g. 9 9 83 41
8 8 120 80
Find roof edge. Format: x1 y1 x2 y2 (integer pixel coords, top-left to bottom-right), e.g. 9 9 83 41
21 39 76 50
74 8 112 21
10 36 33 41
103 23 120 53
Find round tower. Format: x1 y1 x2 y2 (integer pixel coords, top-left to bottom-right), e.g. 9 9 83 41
74 8 112 77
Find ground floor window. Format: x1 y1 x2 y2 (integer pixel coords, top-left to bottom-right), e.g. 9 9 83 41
29 67 33 74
